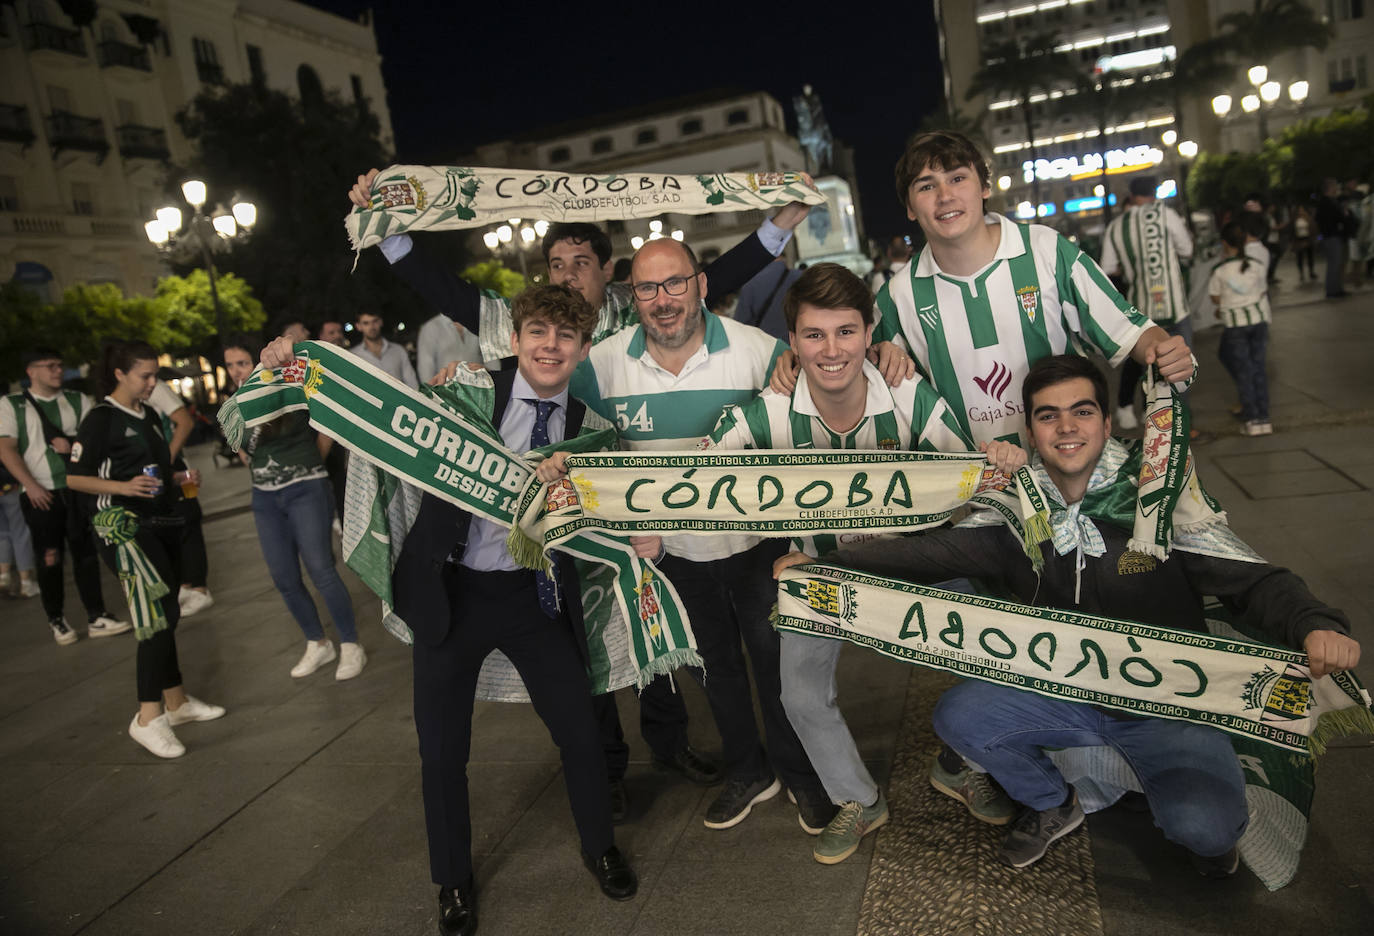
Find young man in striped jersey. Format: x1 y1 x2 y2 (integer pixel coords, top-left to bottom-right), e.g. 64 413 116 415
704 263 1026 863
1100 175 1194 430
869 131 1196 450
0 349 128 644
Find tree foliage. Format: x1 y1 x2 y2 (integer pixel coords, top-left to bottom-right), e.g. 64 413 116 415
1211 0 1333 63
1263 105 1374 195
172 83 437 334
458 260 525 299
1187 152 1275 214
154 270 266 351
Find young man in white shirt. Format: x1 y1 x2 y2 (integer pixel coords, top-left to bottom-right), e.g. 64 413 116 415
350 310 419 389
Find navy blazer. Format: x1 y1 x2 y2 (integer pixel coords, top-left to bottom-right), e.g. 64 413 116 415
391 368 588 649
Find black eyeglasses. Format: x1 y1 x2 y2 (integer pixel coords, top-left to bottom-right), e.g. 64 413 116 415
631 275 695 301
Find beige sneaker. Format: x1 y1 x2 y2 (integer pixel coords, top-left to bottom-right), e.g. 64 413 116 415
290 639 336 678
129 712 185 758
335 642 367 681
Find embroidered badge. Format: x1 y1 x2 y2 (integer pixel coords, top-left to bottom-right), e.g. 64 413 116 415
1242 664 1312 722
1017 285 1039 322
544 477 578 512
1117 551 1157 575
878 437 900 451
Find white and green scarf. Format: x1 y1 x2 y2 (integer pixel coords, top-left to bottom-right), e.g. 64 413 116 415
345 166 825 252
91 506 169 641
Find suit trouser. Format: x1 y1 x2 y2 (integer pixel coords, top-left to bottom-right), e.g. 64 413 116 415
657 541 824 795
412 565 613 888
590 670 689 781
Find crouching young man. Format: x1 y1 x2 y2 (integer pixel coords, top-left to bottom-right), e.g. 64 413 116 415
776 354 1360 876
705 262 1024 863
262 285 639 936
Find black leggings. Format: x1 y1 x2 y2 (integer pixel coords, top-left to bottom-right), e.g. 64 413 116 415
97 520 184 703
20 489 106 621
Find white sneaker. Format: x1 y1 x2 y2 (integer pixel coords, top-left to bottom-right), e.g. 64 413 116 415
88 615 133 638
129 712 185 758
19 578 40 599
1243 420 1274 437
166 695 226 726
1113 406 1139 430
335 642 367 681
50 617 78 646
291 639 337 678
0 569 11 592
179 587 215 617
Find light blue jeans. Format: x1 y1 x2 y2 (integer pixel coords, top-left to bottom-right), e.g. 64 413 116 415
780 631 879 806
251 478 357 643
0 488 35 571
933 680 1248 857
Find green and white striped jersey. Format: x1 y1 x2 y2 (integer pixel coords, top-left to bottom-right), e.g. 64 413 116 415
0 389 91 489
1207 256 1271 328
705 360 974 557
873 214 1149 448
1101 202 1193 325
570 309 787 562
476 283 638 363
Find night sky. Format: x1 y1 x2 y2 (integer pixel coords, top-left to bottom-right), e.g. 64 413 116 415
300 1 943 241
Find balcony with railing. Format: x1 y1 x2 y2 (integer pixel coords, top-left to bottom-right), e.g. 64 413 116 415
46 110 108 161
117 124 168 160
98 40 151 71
0 104 36 145
23 23 86 57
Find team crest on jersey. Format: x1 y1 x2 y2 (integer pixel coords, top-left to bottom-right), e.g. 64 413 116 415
1016 285 1039 322
878 437 899 451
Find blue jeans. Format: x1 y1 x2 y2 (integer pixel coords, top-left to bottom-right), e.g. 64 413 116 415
0 487 35 571
1217 323 1270 421
933 681 1248 858
251 478 357 643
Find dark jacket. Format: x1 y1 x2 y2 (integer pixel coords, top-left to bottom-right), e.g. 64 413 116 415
391 368 588 650
828 523 1349 651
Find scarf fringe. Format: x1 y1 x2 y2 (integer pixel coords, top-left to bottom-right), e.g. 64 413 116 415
505 524 553 574
219 394 245 451
635 647 703 688
1126 538 1169 561
1306 704 1374 758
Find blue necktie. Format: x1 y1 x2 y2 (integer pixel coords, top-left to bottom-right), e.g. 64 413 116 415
526 399 560 618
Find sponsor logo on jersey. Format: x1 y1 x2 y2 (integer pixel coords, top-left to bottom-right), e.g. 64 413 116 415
973 361 1013 402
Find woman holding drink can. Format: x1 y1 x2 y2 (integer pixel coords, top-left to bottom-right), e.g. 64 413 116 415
66 340 225 758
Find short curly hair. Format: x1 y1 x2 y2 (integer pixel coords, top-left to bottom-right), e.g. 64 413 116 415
894 130 991 210
510 283 598 343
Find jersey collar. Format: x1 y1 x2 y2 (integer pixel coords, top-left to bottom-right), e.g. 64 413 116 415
103 395 145 418
626 304 727 358
792 359 894 419
913 213 1027 278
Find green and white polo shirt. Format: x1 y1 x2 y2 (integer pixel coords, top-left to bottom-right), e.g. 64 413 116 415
476 282 638 363
1100 202 1193 325
570 308 787 562
706 359 974 557
0 389 91 489
1207 256 1271 328
874 213 1150 448
147 381 186 448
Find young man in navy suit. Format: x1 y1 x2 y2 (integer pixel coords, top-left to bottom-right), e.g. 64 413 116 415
264 284 644 936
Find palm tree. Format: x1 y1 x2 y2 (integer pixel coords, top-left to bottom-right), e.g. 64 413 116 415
917 102 989 155
1074 76 1168 224
966 33 1080 206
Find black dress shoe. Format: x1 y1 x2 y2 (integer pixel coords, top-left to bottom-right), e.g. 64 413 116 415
438 884 478 936
609 778 629 824
582 845 638 900
652 744 723 786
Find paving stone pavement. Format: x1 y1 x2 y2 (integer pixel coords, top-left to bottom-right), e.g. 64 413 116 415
0 285 1369 935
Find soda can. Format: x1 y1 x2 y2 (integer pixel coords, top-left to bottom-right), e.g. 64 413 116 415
142 464 163 495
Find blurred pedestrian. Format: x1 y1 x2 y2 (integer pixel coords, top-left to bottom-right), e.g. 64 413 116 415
224 336 365 681
0 482 37 598
1316 178 1350 298
319 320 348 347
67 340 225 758
147 379 214 616
1210 223 1272 437
282 321 310 343
1291 203 1315 281
416 313 483 383
0 348 128 642
351 310 418 388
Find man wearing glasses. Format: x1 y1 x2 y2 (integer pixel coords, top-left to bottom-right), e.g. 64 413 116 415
0 349 128 645
543 237 834 833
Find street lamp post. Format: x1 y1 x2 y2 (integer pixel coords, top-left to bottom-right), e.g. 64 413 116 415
144 179 256 359
482 217 546 279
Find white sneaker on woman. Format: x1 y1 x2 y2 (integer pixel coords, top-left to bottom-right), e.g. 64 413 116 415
166 695 226 726
291 639 336 677
335 643 367 681
129 712 185 758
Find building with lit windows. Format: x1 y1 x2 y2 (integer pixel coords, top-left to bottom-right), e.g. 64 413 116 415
0 0 392 299
464 90 856 269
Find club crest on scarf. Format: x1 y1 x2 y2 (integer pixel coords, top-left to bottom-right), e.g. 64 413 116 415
544 477 578 513
1242 664 1313 722
780 576 859 629
974 466 1014 495
635 570 665 644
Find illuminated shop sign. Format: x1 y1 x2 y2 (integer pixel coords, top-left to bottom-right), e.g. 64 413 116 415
1022 144 1164 182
